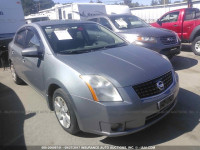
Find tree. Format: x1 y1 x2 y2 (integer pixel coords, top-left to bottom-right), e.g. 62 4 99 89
158 0 171 4
174 1 181 3
21 0 55 16
21 0 36 16
123 0 132 6
89 0 94 3
96 0 102 3
38 0 54 11
151 0 158 5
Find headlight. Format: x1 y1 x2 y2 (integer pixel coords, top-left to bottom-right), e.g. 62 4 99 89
80 75 122 102
123 34 138 43
136 36 157 43
172 31 180 42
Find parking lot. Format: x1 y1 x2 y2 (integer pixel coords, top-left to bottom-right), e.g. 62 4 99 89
0 48 200 148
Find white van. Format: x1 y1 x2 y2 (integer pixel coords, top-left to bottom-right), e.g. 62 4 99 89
34 3 131 21
57 3 107 20
0 0 25 48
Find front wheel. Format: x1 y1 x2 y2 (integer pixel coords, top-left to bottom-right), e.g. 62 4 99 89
53 88 79 135
192 36 200 56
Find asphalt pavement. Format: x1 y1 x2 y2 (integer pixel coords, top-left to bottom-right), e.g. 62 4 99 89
0 49 200 149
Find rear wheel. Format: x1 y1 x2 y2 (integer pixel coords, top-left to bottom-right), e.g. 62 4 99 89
53 88 79 135
10 63 24 85
192 36 200 56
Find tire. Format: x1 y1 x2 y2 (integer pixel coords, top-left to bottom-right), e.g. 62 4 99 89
192 36 200 56
10 62 24 85
53 88 79 135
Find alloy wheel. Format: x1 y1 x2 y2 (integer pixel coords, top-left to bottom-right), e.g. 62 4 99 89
54 96 71 129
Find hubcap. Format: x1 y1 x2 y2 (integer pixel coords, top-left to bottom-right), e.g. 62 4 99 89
10 64 17 81
54 96 71 128
195 41 200 53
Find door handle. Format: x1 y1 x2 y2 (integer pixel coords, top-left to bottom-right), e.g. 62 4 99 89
173 24 178 27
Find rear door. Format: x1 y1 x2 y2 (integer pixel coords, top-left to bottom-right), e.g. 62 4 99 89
22 27 45 93
159 11 182 37
182 9 199 40
12 28 27 79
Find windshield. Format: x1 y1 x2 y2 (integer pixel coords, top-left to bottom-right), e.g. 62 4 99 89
42 23 126 54
110 15 150 30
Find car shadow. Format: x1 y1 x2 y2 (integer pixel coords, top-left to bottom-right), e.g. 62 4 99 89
171 55 198 71
0 83 35 149
181 45 191 52
76 132 102 138
101 88 200 146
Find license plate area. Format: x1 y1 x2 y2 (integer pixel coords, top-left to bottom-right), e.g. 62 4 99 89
158 94 174 110
170 47 178 51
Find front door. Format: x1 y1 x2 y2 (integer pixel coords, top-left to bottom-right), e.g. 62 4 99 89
22 27 45 94
160 11 182 38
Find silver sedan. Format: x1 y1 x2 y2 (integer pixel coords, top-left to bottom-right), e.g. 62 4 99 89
9 20 179 137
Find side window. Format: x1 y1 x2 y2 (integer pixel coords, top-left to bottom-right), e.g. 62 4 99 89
86 24 115 44
68 13 72 19
88 18 98 22
26 30 40 48
185 9 196 21
99 18 112 30
14 30 26 47
161 12 179 23
63 10 66 20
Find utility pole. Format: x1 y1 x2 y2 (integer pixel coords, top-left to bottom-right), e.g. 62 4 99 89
188 0 193 8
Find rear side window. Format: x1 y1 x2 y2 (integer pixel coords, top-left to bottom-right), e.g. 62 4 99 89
14 30 26 47
185 9 200 20
99 18 112 30
88 18 98 22
25 30 41 48
161 11 179 23
185 9 196 20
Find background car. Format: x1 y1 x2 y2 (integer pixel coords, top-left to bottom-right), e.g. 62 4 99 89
9 20 179 136
86 14 181 59
151 8 200 56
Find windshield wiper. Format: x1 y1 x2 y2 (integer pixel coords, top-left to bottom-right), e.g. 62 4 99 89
103 43 127 49
57 43 127 54
58 50 94 55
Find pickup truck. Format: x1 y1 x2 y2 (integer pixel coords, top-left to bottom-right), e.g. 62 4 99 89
151 8 200 56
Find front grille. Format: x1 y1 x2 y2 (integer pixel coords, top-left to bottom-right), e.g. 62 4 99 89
133 71 173 99
160 36 177 45
145 100 175 125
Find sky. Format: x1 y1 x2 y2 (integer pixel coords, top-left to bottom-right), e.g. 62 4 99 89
53 0 177 6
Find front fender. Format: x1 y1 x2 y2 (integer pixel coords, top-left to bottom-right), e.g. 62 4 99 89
189 25 200 42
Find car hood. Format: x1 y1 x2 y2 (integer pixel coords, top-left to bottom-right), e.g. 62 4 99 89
56 45 173 88
118 26 174 38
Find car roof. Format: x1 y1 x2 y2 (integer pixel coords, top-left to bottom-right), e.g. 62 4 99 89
86 14 133 19
167 8 199 13
34 20 96 27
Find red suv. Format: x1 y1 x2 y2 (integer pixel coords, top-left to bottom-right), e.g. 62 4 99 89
151 8 200 56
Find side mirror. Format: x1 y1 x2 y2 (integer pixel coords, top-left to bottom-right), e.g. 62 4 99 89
157 19 162 26
21 47 43 58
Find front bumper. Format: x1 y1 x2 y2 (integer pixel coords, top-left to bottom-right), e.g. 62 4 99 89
134 40 181 58
72 72 179 137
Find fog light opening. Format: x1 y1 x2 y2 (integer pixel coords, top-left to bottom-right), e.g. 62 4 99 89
111 123 123 132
